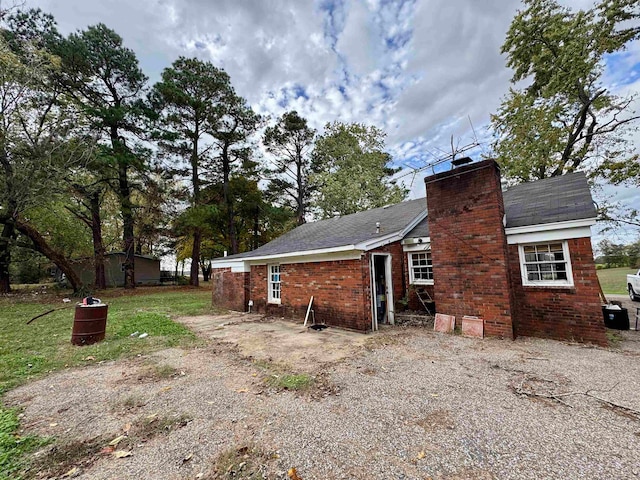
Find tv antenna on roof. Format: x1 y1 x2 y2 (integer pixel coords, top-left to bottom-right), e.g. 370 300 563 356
396 116 483 189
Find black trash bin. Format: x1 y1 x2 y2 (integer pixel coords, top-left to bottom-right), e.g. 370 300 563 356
602 306 629 330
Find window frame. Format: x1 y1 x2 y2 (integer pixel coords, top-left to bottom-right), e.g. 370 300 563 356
267 264 282 304
408 252 434 285
518 241 574 287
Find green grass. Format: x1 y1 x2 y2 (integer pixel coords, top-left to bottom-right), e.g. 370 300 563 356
597 267 637 295
252 360 315 391
271 373 314 390
0 286 219 479
0 406 50 480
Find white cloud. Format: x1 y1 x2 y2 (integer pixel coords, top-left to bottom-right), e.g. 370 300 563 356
24 0 640 235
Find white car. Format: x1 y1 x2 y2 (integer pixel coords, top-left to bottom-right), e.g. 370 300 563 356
627 269 640 301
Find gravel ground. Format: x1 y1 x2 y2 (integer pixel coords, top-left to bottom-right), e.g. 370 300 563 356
5 320 640 480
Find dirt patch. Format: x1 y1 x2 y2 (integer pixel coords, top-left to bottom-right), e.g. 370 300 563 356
417 409 456 431
5 317 640 479
176 313 369 372
203 444 278 480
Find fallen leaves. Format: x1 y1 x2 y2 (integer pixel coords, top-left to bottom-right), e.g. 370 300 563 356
108 435 126 447
288 467 303 480
61 466 79 478
113 450 133 458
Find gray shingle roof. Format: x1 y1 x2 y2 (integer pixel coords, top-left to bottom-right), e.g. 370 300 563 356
503 172 596 228
222 198 427 260
405 171 596 238
220 172 595 261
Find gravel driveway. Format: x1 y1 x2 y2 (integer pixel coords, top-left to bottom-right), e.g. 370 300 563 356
6 317 640 480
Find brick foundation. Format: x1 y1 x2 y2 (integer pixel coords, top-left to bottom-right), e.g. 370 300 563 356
425 160 515 338
509 238 607 345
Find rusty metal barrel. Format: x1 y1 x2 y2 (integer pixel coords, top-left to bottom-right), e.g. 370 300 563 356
71 304 108 345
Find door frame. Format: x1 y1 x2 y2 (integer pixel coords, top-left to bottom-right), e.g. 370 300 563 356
370 253 395 331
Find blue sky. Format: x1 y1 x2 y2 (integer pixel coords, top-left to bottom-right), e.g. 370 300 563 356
29 0 640 245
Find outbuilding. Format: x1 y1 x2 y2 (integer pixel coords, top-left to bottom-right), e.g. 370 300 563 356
72 252 161 287
212 159 606 345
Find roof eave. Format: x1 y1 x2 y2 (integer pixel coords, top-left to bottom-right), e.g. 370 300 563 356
504 217 597 235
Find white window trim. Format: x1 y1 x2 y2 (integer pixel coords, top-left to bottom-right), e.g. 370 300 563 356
267 264 281 304
408 252 434 285
518 241 574 288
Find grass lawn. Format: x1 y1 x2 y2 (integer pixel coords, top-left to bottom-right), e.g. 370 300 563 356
597 267 637 295
0 286 219 479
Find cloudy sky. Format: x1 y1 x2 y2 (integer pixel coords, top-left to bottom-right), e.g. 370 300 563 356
28 0 640 242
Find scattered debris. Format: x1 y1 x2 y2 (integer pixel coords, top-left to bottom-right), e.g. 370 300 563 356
61 466 79 478
512 374 640 417
288 467 303 480
108 435 126 447
113 450 133 458
138 333 149 339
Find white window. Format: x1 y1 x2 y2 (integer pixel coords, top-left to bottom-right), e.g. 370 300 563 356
268 264 281 303
409 252 433 285
519 242 573 287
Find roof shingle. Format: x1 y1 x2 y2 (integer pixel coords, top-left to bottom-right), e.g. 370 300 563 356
220 171 596 261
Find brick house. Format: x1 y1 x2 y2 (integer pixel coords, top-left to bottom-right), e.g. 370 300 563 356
212 159 607 345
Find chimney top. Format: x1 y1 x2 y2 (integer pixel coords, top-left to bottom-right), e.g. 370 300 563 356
451 156 473 167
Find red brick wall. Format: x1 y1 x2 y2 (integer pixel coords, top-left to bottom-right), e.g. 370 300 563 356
509 238 607 345
249 258 372 331
246 242 408 331
425 160 515 338
211 267 249 312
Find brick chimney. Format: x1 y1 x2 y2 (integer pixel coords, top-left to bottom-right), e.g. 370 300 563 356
425 159 514 338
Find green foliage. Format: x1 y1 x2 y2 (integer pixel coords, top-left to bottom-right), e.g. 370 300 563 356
0 406 50 480
312 122 407 218
263 111 317 225
596 238 640 269
491 0 640 183
8 246 49 284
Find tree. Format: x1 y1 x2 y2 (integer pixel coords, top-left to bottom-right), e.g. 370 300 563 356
597 239 627 268
55 23 149 289
210 93 260 255
151 57 233 285
312 122 407 218
491 0 640 183
263 111 316 225
0 9 88 293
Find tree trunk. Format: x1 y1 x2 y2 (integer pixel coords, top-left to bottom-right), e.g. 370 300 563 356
296 157 305 225
190 132 200 286
222 143 238 254
15 218 83 293
0 146 16 293
252 206 260 250
190 228 201 286
117 152 135 289
0 220 15 293
89 192 106 290
111 127 135 289
201 261 212 282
